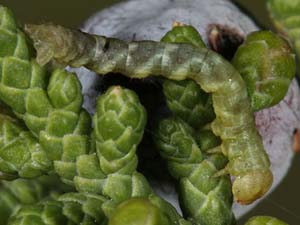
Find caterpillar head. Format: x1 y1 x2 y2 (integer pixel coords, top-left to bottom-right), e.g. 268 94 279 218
25 24 63 65
25 23 93 67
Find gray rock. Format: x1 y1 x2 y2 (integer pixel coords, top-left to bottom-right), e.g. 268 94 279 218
72 0 300 219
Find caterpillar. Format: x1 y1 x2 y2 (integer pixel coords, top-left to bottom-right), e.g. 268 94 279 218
0 4 295 225
25 23 282 204
161 25 215 129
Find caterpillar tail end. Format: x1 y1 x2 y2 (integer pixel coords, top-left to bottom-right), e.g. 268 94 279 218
232 170 273 205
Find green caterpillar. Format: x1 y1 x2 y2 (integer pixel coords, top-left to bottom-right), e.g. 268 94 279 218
163 25 295 121
24 23 291 204
0 4 295 225
161 25 215 129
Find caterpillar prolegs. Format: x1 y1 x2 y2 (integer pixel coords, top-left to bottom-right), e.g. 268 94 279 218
25 24 275 204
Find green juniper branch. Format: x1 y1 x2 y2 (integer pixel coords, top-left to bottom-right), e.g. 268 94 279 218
25 22 268 204
161 25 215 129
0 6 191 225
155 25 234 225
24 20 295 204
0 6 92 186
267 0 300 70
154 118 234 225
0 4 296 225
232 30 295 111
0 179 48 225
245 216 288 225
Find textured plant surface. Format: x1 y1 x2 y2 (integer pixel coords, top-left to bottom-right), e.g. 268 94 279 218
267 0 300 66
0 3 296 225
0 6 191 225
154 118 234 225
232 30 295 111
76 0 300 218
244 216 288 225
108 196 193 225
155 25 234 225
161 25 215 129
25 21 282 205
0 5 92 184
0 178 48 225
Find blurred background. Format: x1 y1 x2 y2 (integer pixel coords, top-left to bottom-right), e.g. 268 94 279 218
1 0 299 224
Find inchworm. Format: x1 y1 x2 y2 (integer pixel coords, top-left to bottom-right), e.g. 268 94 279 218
25 24 273 204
